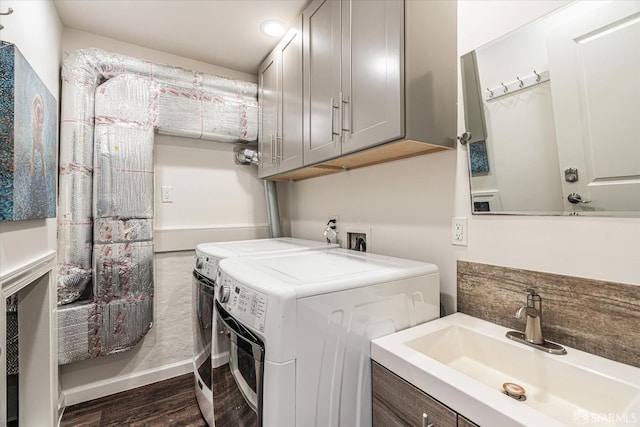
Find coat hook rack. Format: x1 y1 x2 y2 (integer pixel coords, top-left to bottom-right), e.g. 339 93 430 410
483 70 550 102
0 7 13 31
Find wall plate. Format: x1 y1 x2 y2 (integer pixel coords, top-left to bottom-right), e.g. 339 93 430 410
452 217 468 246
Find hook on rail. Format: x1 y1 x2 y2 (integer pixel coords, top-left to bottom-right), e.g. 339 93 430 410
0 7 14 31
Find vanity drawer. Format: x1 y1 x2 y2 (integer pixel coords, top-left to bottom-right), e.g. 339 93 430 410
372 361 457 427
458 415 480 427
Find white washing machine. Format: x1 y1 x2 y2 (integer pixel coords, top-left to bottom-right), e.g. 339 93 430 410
192 238 337 426
212 248 440 427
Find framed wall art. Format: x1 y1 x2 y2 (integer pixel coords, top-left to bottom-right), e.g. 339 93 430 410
0 41 56 221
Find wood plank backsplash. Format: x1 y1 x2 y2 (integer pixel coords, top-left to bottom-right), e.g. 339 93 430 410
457 261 640 368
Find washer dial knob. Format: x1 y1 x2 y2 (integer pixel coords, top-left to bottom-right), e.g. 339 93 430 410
218 283 231 303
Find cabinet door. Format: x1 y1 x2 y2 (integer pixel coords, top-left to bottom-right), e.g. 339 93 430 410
372 362 457 427
258 52 278 178
458 414 480 427
341 0 403 155
278 17 304 173
303 0 342 165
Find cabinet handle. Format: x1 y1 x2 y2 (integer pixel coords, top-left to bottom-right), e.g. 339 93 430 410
341 94 350 133
330 98 340 137
275 134 282 161
271 134 276 163
422 413 434 427
273 133 278 162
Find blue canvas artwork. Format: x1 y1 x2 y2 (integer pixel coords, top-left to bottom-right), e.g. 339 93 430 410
0 42 57 221
469 140 490 176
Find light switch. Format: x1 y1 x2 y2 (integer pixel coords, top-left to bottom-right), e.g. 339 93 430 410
161 186 173 203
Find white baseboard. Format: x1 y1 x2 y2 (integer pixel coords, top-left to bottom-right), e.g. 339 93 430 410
62 358 193 407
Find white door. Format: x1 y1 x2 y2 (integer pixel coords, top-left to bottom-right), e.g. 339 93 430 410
548 1 640 214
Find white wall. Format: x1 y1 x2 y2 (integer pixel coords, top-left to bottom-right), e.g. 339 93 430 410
0 0 62 276
280 151 459 310
283 0 640 316
59 29 269 403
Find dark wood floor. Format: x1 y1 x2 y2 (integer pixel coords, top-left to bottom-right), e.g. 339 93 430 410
61 374 208 427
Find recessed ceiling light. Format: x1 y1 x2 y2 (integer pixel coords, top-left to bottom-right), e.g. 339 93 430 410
261 20 286 37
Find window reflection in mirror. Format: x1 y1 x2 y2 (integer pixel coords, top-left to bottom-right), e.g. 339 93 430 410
461 1 640 217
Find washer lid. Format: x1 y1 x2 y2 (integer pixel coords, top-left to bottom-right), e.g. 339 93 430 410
218 248 439 299
195 237 337 259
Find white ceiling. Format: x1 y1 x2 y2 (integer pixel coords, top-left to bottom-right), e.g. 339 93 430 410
53 0 310 75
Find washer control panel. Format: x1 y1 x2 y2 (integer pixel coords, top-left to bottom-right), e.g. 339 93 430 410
195 255 219 280
217 274 268 333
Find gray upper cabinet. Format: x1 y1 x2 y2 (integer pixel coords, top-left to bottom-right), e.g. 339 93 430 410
340 0 403 155
258 52 278 177
258 16 303 178
302 0 342 165
262 0 456 182
303 0 404 165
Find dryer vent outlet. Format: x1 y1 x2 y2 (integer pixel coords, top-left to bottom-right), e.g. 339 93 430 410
347 232 367 252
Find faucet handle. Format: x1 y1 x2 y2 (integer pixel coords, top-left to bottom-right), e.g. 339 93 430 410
527 292 541 305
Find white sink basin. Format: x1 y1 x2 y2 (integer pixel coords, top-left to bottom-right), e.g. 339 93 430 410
372 313 640 427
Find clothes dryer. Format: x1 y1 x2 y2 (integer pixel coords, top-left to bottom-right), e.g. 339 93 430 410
212 248 440 427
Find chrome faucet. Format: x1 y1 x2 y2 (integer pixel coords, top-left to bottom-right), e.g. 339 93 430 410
506 291 567 355
515 293 544 345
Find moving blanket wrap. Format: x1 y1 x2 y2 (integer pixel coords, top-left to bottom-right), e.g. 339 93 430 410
57 48 258 364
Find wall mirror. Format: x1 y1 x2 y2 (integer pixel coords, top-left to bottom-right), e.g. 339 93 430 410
461 1 640 217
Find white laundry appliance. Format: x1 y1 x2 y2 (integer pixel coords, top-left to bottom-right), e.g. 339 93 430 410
211 248 440 427
192 238 338 426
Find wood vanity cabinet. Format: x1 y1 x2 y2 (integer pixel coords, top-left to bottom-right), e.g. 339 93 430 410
258 16 303 178
458 415 480 427
372 361 480 427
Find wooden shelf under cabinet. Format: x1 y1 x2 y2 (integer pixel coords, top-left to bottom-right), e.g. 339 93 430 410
266 139 452 182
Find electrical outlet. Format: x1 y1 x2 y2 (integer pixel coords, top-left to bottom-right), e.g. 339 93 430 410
161 186 173 203
452 217 468 246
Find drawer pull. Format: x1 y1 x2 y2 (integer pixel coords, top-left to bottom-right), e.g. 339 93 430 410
422 412 434 427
